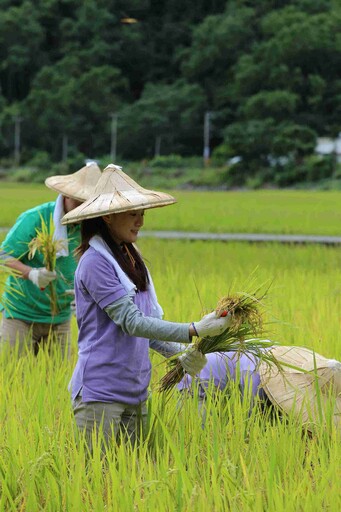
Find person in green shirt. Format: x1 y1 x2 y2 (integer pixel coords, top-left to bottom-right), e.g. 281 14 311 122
0 162 101 356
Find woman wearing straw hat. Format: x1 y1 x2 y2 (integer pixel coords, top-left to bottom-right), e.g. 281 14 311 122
0 162 101 356
178 346 341 433
61 164 231 446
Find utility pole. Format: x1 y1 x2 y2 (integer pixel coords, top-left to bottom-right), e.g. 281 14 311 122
62 134 68 162
14 115 23 165
154 135 161 157
110 113 118 161
203 111 211 166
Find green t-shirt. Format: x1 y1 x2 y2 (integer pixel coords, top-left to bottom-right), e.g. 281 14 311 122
0 201 80 324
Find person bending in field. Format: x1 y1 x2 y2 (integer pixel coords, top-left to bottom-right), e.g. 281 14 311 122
61 163 232 448
0 163 101 356
178 345 341 433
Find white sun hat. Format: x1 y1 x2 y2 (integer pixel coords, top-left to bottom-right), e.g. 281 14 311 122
45 162 102 202
259 345 341 432
61 164 176 225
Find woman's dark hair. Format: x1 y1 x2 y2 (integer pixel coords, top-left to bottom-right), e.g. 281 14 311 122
76 217 149 291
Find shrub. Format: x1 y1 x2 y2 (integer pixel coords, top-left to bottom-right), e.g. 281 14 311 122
222 162 249 187
211 143 235 166
149 155 187 169
0 157 15 169
188 166 228 188
25 151 52 170
274 155 334 186
6 167 40 183
304 155 334 181
331 161 341 179
245 168 275 189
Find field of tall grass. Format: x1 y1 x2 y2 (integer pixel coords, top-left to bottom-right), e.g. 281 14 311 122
0 184 340 510
1 182 341 235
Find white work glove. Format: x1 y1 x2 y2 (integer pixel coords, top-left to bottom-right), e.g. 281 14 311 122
28 267 57 289
178 345 207 376
192 311 232 338
65 289 76 313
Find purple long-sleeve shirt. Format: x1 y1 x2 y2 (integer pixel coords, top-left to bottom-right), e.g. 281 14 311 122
70 248 190 405
70 249 151 404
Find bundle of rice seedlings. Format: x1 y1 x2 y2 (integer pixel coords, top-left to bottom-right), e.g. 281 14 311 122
159 287 274 393
215 290 264 333
28 215 65 316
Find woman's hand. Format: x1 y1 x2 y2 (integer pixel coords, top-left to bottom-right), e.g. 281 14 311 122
192 311 231 338
178 345 207 376
28 268 57 289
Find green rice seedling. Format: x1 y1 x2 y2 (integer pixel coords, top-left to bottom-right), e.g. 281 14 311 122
0 258 22 312
159 327 274 393
159 282 282 392
144 189 341 235
27 214 66 316
1 238 341 511
3 183 341 236
0 311 340 511
215 285 266 333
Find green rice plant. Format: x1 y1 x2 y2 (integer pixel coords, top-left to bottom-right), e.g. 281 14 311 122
145 189 341 235
141 240 341 360
1 239 341 511
159 280 281 392
27 214 66 316
159 328 275 393
0 325 339 511
0 258 22 312
2 183 341 236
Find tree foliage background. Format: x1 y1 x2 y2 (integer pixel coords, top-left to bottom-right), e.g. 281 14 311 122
0 0 340 173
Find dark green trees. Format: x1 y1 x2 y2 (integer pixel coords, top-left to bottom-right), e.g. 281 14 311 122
0 0 339 182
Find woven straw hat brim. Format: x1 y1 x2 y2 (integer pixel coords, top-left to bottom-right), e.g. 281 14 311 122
61 164 176 224
62 193 175 224
45 163 101 201
259 346 341 430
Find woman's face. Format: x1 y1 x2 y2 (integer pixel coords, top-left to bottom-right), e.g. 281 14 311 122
102 210 145 245
63 196 83 213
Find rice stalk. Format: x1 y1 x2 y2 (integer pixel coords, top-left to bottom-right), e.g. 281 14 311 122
159 286 277 393
215 289 265 333
159 327 273 393
28 214 66 316
0 259 23 312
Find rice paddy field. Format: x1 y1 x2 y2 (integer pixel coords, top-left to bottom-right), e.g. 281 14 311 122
0 183 341 510
2 182 341 235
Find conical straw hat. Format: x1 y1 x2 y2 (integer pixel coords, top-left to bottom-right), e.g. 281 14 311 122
259 346 341 432
61 164 176 224
45 162 102 202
